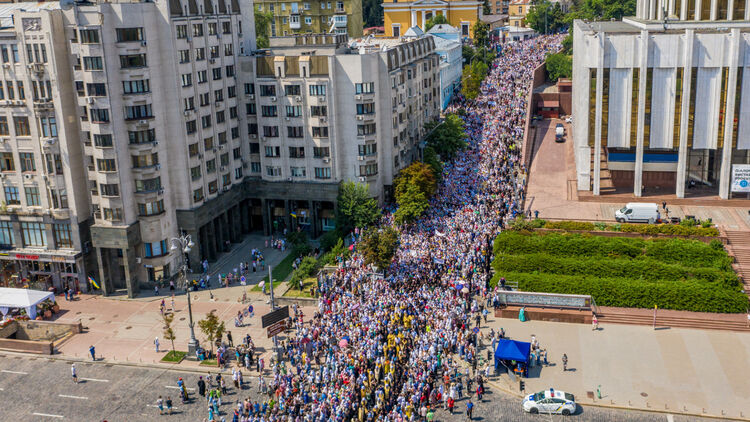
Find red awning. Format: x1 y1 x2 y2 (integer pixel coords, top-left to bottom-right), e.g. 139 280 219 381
538 100 559 108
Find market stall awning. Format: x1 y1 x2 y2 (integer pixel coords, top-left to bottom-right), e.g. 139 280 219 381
0 287 55 320
494 339 531 363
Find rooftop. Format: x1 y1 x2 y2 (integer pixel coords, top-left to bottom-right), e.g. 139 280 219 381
427 23 459 34
0 1 60 27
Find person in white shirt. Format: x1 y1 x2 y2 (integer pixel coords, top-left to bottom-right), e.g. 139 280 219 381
71 363 78 383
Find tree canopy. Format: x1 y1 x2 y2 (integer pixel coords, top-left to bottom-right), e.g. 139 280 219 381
255 8 273 48
565 0 637 23
545 52 572 81
422 146 443 180
472 21 490 47
363 0 384 28
525 0 567 34
197 310 225 352
359 226 399 272
394 162 438 201
426 113 468 159
336 181 381 234
394 184 430 226
425 14 449 32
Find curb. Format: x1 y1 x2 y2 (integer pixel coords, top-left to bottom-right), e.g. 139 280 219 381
485 379 749 421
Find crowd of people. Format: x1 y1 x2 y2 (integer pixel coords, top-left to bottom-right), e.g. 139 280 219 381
188 35 563 422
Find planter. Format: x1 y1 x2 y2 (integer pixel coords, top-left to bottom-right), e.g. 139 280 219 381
43 310 52 319
51 304 60 313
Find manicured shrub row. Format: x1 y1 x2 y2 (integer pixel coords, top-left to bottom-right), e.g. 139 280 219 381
491 272 749 313
494 253 740 289
617 223 720 237
494 232 732 271
509 218 720 237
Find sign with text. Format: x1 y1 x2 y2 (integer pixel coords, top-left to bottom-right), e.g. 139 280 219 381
731 164 750 192
261 306 289 328
266 320 287 338
498 291 591 309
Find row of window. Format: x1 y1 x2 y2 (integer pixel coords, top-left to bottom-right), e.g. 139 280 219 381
178 45 234 63
265 166 331 179
0 220 73 248
262 146 336 159
0 115 56 137
254 125 329 138
256 84 327 97
246 103 327 117
175 21 235 39
181 68 236 86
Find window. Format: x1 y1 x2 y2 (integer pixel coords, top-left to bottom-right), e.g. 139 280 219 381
25 44 47 63
103 208 122 221
392 25 400 38
195 48 205 61
135 177 161 192
266 166 281 177
208 22 218 35
251 162 261 173
232 147 242 159
216 110 225 124
313 147 330 158
208 180 218 193
0 221 14 247
358 143 377 156
286 105 302 117
53 223 73 248
176 24 188 38
228 86 236 98
123 79 150 94
96 158 116 172
197 70 207 83
229 106 238 119
248 124 258 135
288 146 305 158
0 46 7 63
249 143 260 154
19 152 35 172
0 117 7 136
226 65 235 77
184 96 195 110
39 116 58 137
144 239 168 258
212 67 222 80
231 126 239 139
201 115 212 129
312 126 329 137
94 134 113 147
311 105 327 116
139 200 164 216
79 29 100 44
265 146 280 157
290 166 306 177
21 222 46 247
186 120 197 134
210 46 219 58
16 81 24 100
224 44 233 56
116 28 144 42
179 49 190 63
359 163 378 176
10 45 17 63
125 104 153 120
4 186 19 204
132 153 159 168
244 83 255 95
45 153 63 174
356 103 375 115
263 126 279 137
357 123 376 135
5 82 13 100
190 166 201 181
222 21 232 34
285 85 301 96
99 183 119 196
314 167 331 179
193 187 204 202
214 89 224 102
199 92 210 106
461 23 470 36
120 54 147 68
206 159 216 173
1 152 14 171
309 85 326 96
246 103 256 115
188 143 199 156
261 105 278 117
90 108 110 122
87 83 107 96
129 129 156 144
83 56 103 70
193 24 204 37
235 167 243 179
260 85 276 96
181 73 193 87
220 153 229 166
287 126 304 138
355 82 375 94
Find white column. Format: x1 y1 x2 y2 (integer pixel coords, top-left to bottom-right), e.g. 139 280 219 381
442 8 447 18
719 29 741 199
676 29 695 198
746 0 750 20
728 0 734 20
634 30 649 197
710 0 718 20
593 33 605 195
668 0 675 17
696 0 703 19
421 10 426 29
411 10 417 27
682 0 688 20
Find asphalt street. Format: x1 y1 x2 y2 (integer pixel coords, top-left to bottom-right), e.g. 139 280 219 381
0 354 731 422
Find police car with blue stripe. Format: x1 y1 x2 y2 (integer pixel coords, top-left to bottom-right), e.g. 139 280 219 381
523 388 576 415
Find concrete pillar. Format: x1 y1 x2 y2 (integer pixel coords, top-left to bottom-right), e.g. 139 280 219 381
746 0 749 20
634 30 649 197
186 229 200 272
241 201 249 233
309 200 318 237
728 0 734 20
719 29 740 199
95 247 108 296
676 29 695 198
696 0 703 19
283 199 291 233
710 0 717 20
421 10 426 29
261 199 270 235
593 33 605 195
681 0 688 19
411 10 417 27
122 248 135 298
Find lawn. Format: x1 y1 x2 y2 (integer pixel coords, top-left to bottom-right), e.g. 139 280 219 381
160 350 187 363
283 277 316 298
199 359 218 366
491 231 748 313
250 252 296 292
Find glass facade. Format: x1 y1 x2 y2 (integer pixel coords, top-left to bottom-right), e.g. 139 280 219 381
717 67 729 148
673 68 684 148
630 68 640 147
644 68 653 148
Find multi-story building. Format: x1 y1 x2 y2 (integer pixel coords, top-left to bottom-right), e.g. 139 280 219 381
0 3 92 294
254 0 363 37
238 33 441 236
382 0 482 39
509 0 531 27
489 0 510 15
572 0 750 199
427 34 462 109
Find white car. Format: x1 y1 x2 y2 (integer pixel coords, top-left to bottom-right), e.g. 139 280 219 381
523 389 576 415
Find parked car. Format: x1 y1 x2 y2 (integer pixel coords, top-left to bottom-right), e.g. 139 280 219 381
615 202 660 224
555 123 565 142
523 388 576 415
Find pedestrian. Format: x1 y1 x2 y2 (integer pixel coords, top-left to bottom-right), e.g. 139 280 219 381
198 376 206 397
227 331 233 347
156 395 164 415
169 279 175 291
89 345 96 361
154 337 160 352
592 314 599 331
165 396 173 414
562 353 568 371
154 284 159 296
662 201 667 210
534 210 539 219
466 398 474 420
71 363 78 383
64 288 69 301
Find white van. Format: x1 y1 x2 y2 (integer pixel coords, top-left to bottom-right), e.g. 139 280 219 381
614 203 660 224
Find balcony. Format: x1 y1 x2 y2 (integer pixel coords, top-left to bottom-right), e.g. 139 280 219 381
333 15 347 28
289 15 301 30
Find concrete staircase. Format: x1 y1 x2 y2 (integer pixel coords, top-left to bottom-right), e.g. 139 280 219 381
590 146 616 193
596 307 750 332
726 230 750 295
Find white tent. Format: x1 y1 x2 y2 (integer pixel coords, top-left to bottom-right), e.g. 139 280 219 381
0 287 55 320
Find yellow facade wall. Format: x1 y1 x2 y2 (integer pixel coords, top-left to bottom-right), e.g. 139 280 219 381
383 3 479 37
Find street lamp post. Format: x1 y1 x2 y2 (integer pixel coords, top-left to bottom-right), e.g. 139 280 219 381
170 233 199 359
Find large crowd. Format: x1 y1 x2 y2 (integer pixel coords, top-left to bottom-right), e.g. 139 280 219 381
200 35 563 422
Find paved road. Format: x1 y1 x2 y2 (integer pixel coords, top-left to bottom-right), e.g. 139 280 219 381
0 354 728 421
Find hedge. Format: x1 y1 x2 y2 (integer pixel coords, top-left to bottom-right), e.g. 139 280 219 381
492 272 749 313
494 232 732 270
508 218 720 237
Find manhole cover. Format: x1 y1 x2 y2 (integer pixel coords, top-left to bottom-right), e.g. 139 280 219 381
179 317 186 321
125 326 132 330
641 392 648 397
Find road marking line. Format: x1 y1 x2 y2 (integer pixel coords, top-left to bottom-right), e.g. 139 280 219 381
79 377 109 382
147 404 179 410
58 394 88 400
1 370 28 374
32 413 64 419
165 385 195 390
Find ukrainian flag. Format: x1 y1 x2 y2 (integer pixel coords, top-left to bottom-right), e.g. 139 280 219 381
290 212 297 218
88 276 100 289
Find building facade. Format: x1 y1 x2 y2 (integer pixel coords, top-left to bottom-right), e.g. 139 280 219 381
254 0 363 37
236 34 441 240
489 0 510 15
428 34 462 109
573 0 750 199
382 0 482 39
508 0 530 27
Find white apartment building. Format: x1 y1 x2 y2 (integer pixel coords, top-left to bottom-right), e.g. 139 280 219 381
573 0 750 199
238 34 441 235
428 34 462 110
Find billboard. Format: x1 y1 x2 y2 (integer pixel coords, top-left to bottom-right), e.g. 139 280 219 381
731 164 750 193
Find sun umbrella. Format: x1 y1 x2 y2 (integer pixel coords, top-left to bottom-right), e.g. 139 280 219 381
339 339 348 348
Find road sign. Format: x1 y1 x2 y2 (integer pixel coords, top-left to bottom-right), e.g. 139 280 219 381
262 306 289 328
247 305 253 314
473 327 480 334
266 320 287 338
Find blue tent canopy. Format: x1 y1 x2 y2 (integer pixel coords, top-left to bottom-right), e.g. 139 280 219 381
494 339 531 363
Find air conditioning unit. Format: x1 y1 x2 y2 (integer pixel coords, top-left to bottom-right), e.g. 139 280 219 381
222 186 229 192
157 188 164 195
356 115 363 121
153 141 159 146
284 117 290 121
320 117 327 123
355 95 362 100
287 177 292 182
141 41 147 47
358 177 366 182
86 97 95 104
2 63 10 68
183 110 190 116
357 155 364 161
323 157 330 163
220 166 226 172
138 120 148 125
270 96 277 102
250 134 257 139
155 164 161 170
24 174 32 180
248 94 255 100
212 148 218 153
319 96 326 102
295 96 301 102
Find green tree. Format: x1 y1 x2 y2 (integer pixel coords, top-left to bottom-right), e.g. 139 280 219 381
462 59 489 100
565 0 637 23
545 52 572 81
483 0 491 15
255 8 273 48
472 21 490 47
197 310 225 354
423 146 443 180
525 0 566 34
359 226 399 272
336 181 381 234
289 256 319 290
162 312 176 354
395 162 438 202
394 184 430 226
426 113 468 159
363 0 384 28
561 33 573 54
425 14 449 32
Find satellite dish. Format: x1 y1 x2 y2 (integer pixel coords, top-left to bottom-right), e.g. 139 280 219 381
60 0 75 10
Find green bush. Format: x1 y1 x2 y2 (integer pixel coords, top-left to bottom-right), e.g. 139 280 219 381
492 272 748 313
618 223 719 237
543 221 596 231
319 229 343 252
508 217 547 230
289 256 320 290
320 238 351 266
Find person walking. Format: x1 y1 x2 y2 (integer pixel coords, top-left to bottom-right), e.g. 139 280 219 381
154 337 160 353
71 363 78 383
227 331 233 347
156 396 164 415
198 376 206 397
466 398 474 420
165 396 173 415
592 315 599 331
89 345 96 361
562 353 568 371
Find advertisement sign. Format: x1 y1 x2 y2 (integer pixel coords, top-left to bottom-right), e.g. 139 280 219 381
731 164 750 192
